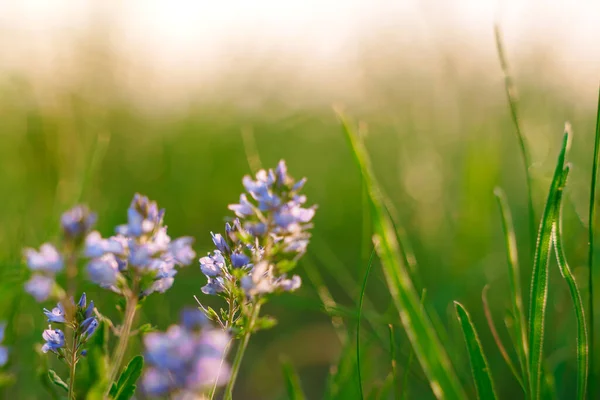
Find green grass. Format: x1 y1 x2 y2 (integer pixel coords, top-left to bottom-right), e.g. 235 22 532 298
0 64 599 399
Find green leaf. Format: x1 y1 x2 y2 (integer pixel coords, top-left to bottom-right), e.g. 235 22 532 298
254 315 278 331
454 302 498 400
493 188 528 391
340 114 466 400
281 358 306 400
587 87 600 399
109 355 144 400
356 248 376 400
552 165 588 400
48 370 68 393
528 131 570 399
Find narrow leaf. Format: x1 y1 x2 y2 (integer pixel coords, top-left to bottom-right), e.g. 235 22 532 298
340 114 466 400
553 165 588 400
481 285 524 390
47 370 68 393
494 187 529 390
109 355 144 400
281 358 307 400
528 131 570 399
588 86 600 399
454 302 498 400
357 248 376 400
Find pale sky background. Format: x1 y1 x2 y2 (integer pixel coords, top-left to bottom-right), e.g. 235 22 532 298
0 0 598 109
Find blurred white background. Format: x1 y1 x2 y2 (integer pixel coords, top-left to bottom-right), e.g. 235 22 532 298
0 0 598 109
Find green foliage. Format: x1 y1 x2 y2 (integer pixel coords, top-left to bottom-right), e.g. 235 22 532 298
553 166 588 400
528 131 570 399
454 302 498 400
341 115 466 400
47 370 68 393
109 356 144 400
281 358 307 400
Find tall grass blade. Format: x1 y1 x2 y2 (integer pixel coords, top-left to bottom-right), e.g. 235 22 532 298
493 187 529 388
553 165 588 400
454 301 498 400
588 87 600 399
340 114 466 400
528 131 570 399
357 249 376 400
281 358 307 400
494 25 536 250
481 285 524 390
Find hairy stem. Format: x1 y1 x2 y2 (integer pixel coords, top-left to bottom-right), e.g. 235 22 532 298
105 294 138 395
224 302 261 400
68 333 78 399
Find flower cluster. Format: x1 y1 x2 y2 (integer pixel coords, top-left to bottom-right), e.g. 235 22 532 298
41 293 98 359
84 194 196 297
200 160 315 302
0 323 8 367
142 309 230 398
24 206 97 302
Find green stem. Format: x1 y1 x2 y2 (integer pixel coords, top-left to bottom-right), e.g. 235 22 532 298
105 295 138 396
224 302 261 400
68 333 78 399
588 87 600 400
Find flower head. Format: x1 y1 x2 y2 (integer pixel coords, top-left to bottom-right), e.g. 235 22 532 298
25 275 55 302
43 303 66 323
61 205 97 242
24 244 63 273
142 314 230 397
201 160 313 303
85 194 196 298
41 328 65 353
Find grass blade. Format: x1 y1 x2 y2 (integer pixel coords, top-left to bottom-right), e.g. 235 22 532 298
340 114 466 400
494 25 536 250
357 248 376 400
481 285 524 390
454 302 498 400
493 187 529 388
553 165 588 400
528 130 570 399
588 87 600 399
281 358 307 400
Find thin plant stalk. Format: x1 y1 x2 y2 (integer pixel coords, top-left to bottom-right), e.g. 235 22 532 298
224 302 262 400
494 25 536 251
105 294 138 395
67 334 78 400
588 87 600 400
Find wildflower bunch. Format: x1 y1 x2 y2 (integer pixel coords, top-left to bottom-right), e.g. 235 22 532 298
85 193 196 298
142 309 230 398
197 160 316 398
41 293 98 357
24 206 96 302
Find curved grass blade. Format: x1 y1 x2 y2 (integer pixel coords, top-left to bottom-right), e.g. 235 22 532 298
454 302 498 400
357 248 376 400
494 25 535 250
528 131 570 399
340 114 466 400
281 358 307 400
481 285 524 390
494 188 529 389
553 165 588 400
588 87 600 399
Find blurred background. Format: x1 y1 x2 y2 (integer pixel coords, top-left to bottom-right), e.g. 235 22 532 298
0 0 599 398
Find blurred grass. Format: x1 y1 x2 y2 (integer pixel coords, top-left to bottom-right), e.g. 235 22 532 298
0 54 598 399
